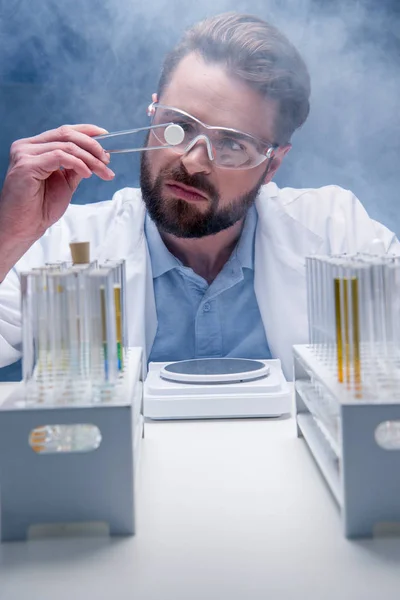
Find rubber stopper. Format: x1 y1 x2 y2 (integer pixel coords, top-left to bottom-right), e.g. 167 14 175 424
69 241 90 264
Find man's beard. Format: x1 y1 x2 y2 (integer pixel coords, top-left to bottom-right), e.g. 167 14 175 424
140 153 268 239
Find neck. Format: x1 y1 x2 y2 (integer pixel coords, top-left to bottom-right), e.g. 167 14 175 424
160 219 245 284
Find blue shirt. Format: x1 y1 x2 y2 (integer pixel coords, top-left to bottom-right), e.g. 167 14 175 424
146 206 272 362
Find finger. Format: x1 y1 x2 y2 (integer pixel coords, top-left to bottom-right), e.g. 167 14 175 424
66 124 109 135
20 141 114 179
26 150 114 181
26 125 111 163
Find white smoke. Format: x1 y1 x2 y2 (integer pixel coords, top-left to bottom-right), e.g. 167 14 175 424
0 0 399 231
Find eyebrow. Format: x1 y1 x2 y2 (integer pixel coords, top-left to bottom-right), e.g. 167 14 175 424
217 130 255 142
162 109 192 120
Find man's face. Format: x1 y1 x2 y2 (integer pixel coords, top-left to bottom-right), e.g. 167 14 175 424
140 52 288 238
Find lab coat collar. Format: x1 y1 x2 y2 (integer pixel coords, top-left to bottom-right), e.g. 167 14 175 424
235 204 257 270
254 182 324 379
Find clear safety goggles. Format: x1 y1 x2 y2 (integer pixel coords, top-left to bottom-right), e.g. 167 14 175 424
95 103 277 170
148 103 277 169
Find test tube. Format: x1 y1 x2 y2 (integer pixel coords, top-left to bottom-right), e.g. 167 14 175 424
104 259 127 371
46 272 70 395
382 259 400 384
359 259 373 390
317 256 329 358
84 268 118 400
74 268 91 382
315 257 322 348
358 259 375 392
334 272 344 384
305 257 313 345
63 270 90 391
306 256 318 348
35 270 52 392
343 263 362 394
342 274 351 386
322 257 335 365
114 284 123 370
21 272 39 394
327 258 339 369
372 260 387 363
350 273 361 395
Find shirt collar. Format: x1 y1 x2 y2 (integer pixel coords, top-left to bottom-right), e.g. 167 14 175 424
145 204 257 279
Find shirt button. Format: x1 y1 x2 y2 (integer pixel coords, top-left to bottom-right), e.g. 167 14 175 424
203 302 211 312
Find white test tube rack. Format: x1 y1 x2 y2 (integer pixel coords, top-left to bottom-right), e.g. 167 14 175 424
294 343 400 538
0 348 143 542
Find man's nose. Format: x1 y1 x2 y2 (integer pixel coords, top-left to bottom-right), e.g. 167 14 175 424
179 136 213 175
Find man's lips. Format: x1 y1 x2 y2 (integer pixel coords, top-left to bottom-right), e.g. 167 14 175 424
165 181 209 202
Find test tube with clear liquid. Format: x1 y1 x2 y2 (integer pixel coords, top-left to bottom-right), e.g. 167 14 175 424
84 268 118 401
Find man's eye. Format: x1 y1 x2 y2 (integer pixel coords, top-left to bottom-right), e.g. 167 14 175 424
219 138 245 152
174 120 195 133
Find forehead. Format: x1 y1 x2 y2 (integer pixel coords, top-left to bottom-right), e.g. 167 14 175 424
159 52 277 142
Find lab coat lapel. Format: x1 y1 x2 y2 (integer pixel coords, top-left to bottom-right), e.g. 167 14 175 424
254 184 324 379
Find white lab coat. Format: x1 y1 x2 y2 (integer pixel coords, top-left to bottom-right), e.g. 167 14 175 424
1 182 399 379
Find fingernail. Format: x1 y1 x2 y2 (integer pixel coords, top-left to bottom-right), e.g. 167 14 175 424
107 168 115 178
103 151 111 163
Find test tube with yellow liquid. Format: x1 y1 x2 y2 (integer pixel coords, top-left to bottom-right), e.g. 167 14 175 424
104 259 127 372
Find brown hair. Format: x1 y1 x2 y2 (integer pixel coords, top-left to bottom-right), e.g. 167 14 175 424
157 12 311 145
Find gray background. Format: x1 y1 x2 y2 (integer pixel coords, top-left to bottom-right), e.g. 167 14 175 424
1 0 399 380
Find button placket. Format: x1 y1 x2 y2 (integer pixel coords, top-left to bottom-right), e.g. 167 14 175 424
195 299 222 357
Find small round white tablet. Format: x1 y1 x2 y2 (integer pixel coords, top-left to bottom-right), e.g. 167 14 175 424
164 124 185 146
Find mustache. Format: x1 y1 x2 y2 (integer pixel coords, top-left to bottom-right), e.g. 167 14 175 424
163 166 218 202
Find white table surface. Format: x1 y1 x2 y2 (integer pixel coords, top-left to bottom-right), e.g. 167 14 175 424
1 382 400 600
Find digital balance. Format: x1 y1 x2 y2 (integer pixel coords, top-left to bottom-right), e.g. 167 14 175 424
144 357 292 420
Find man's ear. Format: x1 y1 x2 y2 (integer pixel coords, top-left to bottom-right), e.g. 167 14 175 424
263 144 291 183
147 93 159 116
